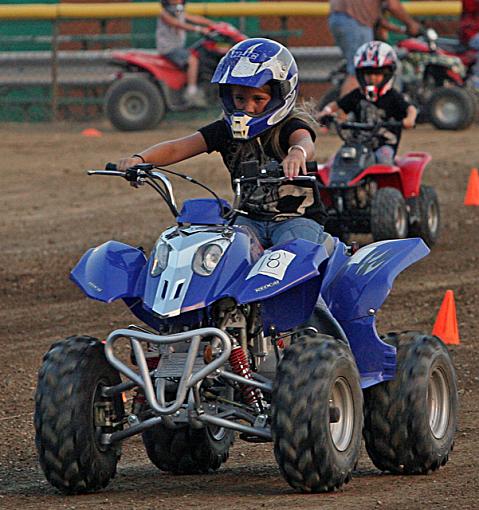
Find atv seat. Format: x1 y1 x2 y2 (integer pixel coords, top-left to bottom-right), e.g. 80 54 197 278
319 231 335 256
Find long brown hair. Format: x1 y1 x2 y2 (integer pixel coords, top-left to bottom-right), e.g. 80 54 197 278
264 102 320 160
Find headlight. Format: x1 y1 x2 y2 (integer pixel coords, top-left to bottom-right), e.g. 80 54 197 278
193 240 229 276
151 241 170 277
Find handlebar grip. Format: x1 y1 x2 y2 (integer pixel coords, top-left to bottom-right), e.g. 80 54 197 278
306 161 318 173
105 162 117 171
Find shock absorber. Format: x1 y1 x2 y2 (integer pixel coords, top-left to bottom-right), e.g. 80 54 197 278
229 345 263 411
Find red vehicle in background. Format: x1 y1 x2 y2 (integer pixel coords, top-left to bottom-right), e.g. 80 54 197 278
399 28 477 84
397 27 477 129
319 28 477 131
317 116 440 247
105 22 246 131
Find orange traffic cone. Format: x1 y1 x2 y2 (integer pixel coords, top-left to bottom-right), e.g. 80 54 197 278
432 290 460 345
81 127 103 137
464 168 479 206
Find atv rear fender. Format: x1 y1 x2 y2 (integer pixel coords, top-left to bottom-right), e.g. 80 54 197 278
111 50 186 89
321 238 430 387
395 151 432 197
322 237 429 321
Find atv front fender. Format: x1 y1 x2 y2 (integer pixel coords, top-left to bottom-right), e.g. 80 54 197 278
236 239 331 331
70 240 147 303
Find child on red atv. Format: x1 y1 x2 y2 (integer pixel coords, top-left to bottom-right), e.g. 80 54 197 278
317 40 417 165
156 0 215 107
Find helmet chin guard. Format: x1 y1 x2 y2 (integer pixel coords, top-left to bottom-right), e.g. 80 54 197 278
230 113 253 139
211 38 299 140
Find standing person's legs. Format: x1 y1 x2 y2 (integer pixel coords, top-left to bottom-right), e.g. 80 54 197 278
469 33 479 89
328 12 374 97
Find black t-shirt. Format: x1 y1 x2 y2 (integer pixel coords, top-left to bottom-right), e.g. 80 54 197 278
338 88 410 151
198 117 322 222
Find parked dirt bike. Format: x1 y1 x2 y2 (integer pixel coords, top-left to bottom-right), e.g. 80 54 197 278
104 22 246 131
34 160 457 495
318 28 476 130
317 115 440 246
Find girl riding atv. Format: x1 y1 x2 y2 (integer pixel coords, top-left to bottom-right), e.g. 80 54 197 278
118 37 327 249
317 40 417 165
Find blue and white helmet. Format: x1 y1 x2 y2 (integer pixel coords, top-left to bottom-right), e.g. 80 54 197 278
211 38 299 140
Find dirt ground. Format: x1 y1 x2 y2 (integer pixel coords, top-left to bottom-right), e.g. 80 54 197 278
1 117 478 510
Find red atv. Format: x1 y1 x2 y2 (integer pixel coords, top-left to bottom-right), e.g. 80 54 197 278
401 27 477 85
317 116 440 246
105 22 246 131
397 27 477 129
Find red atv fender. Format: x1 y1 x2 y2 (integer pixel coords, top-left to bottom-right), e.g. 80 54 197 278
111 50 186 90
394 151 432 198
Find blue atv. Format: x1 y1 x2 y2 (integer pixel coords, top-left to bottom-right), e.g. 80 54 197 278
34 161 458 494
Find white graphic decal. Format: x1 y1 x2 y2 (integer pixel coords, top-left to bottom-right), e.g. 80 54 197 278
246 249 296 281
255 280 280 293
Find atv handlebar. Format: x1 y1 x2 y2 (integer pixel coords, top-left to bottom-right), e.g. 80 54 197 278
339 120 403 131
89 163 180 217
233 161 318 185
320 115 403 143
90 160 322 224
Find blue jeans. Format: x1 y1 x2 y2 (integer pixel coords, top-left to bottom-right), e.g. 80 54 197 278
469 33 479 84
328 12 373 75
375 145 395 165
234 216 325 249
236 216 347 342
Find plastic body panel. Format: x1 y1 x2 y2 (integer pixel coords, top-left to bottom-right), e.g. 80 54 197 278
321 237 430 387
70 240 147 303
111 50 186 89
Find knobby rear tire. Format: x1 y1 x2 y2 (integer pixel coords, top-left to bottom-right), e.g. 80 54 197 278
363 331 458 474
408 185 441 247
105 76 166 131
427 86 476 131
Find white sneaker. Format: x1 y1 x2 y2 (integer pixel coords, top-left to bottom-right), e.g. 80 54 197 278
183 88 207 108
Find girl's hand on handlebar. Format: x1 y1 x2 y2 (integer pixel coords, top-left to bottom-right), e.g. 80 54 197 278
283 147 306 179
402 118 416 129
117 155 144 171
